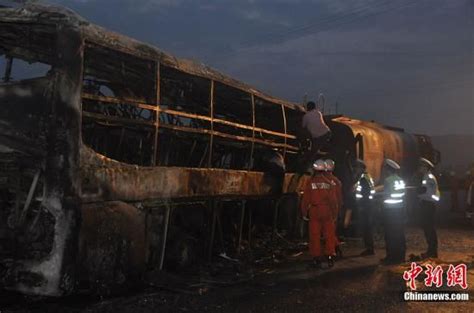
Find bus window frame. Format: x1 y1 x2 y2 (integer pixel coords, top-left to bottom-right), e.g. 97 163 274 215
81 45 298 168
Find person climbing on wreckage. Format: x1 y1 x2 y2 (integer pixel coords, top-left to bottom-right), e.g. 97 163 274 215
299 100 332 173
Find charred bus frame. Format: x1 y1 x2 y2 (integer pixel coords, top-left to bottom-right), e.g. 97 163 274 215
0 3 441 298
0 4 309 296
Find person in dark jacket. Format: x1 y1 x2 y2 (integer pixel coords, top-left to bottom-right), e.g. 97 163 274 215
353 159 376 256
417 158 440 259
378 159 407 265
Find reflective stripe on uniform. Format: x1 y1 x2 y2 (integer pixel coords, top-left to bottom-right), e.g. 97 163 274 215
419 172 440 202
383 174 405 208
311 182 331 190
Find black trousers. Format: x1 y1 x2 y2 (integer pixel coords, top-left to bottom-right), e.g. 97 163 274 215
300 132 332 172
360 201 374 251
310 131 331 154
383 210 406 261
420 200 438 254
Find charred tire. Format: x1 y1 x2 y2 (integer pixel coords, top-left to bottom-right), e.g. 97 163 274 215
79 201 146 295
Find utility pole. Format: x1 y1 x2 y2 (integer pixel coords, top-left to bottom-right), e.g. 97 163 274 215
318 93 325 114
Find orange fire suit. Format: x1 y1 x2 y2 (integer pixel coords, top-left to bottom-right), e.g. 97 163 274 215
324 172 343 246
301 174 338 257
325 172 343 212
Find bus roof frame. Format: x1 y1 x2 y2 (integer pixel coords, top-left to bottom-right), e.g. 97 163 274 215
0 3 304 112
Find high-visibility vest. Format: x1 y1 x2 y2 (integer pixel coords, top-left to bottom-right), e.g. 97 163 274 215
356 173 375 201
383 174 406 209
419 172 441 203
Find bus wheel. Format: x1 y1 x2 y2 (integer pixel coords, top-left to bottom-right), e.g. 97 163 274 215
79 201 146 295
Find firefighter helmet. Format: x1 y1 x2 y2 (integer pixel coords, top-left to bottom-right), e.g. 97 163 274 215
325 159 335 171
384 158 401 170
420 157 435 169
313 159 327 171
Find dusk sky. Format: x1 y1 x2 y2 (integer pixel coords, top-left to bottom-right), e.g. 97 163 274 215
13 0 474 135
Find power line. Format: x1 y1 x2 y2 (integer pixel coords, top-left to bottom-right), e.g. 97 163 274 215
210 0 397 61
337 79 474 98
238 0 394 47
209 0 424 62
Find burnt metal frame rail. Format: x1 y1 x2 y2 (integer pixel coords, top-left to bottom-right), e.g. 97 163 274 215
81 93 299 157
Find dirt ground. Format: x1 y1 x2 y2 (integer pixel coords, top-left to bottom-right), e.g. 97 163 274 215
2 210 474 313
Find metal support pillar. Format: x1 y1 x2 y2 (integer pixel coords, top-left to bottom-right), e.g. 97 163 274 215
237 200 246 254
271 197 281 242
216 203 225 255
158 203 171 270
208 200 217 261
18 170 41 226
247 205 252 250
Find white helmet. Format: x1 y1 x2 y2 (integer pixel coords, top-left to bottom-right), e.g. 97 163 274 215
420 157 434 169
313 159 326 171
385 158 401 170
325 159 335 171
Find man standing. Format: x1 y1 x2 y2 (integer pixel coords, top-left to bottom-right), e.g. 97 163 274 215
324 159 343 257
379 159 406 265
354 159 376 256
324 159 343 212
417 158 440 259
301 101 331 168
264 150 286 196
301 159 338 268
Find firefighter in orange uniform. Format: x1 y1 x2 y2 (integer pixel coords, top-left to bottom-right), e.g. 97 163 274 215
324 159 343 257
324 159 343 211
301 159 338 268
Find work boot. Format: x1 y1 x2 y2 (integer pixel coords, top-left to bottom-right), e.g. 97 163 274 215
309 258 322 269
360 249 375 256
327 255 335 268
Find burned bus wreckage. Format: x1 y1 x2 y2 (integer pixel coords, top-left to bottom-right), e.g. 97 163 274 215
0 4 439 296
